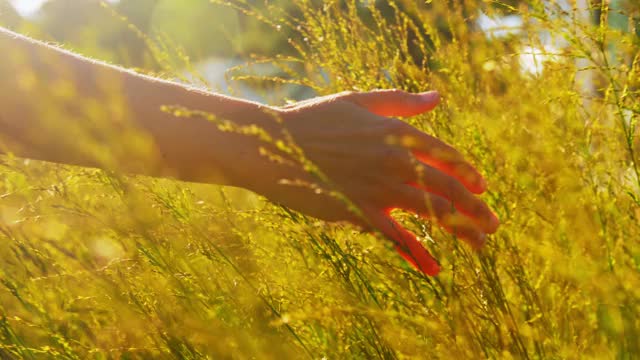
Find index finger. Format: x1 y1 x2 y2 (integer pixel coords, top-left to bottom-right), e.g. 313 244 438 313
391 122 487 194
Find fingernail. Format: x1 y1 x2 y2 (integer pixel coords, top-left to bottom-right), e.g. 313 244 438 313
419 91 440 103
428 262 441 276
488 214 500 232
423 258 441 276
478 233 487 247
478 177 488 192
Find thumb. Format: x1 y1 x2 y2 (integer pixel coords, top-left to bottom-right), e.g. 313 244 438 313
344 89 441 117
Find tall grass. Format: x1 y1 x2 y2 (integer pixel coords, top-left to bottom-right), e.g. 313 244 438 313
0 0 639 358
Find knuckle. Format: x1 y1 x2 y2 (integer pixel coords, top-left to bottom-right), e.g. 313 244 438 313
446 176 465 195
381 148 398 166
470 199 488 217
426 195 449 218
387 118 411 136
383 148 411 174
380 149 402 176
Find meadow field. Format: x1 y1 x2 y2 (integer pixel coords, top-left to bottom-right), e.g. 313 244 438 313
0 0 639 358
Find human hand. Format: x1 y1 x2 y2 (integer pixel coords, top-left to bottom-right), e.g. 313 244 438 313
0 29 495 276
253 90 499 276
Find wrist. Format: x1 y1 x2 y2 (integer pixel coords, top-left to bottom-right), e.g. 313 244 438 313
215 105 291 193
177 95 288 192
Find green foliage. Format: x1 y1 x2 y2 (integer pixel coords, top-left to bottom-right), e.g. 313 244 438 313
0 0 20 29
1 0 639 358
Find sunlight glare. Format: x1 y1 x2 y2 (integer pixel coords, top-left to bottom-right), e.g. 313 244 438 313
10 0 120 18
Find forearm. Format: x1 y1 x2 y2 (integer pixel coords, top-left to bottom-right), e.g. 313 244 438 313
0 27 275 188
0 29 502 276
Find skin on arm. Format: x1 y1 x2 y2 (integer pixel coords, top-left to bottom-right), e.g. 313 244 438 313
0 27 276 187
0 27 499 276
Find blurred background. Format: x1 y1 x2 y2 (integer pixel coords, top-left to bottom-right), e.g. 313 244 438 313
1 1 639 358
1 0 636 102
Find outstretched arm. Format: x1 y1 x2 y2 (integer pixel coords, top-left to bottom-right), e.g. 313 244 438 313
0 27 499 276
0 27 273 187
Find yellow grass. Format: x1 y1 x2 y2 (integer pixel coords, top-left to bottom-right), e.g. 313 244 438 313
0 0 638 358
